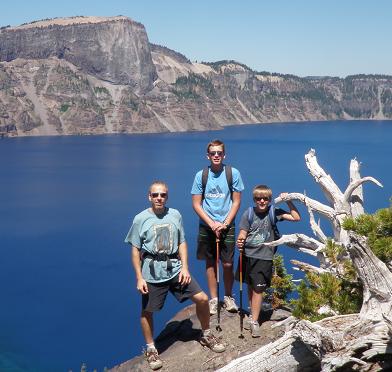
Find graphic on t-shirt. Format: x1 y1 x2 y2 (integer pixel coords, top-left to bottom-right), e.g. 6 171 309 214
247 218 271 246
205 185 225 199
153 224 173 253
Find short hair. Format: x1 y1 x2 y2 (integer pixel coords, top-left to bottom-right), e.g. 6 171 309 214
149 180 168 194
206 139 225 154
252 184 272 199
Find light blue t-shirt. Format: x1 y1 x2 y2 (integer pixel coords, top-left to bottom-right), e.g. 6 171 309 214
124 207 185 283
191 165 244 223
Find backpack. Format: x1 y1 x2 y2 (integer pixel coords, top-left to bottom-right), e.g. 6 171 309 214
247 205 281 253
201 165 233 200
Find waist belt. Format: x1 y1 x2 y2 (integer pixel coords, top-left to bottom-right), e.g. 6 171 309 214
142 252 179 275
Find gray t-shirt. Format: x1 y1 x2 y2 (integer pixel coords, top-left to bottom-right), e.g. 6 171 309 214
124 207 185 283
239 207 285 260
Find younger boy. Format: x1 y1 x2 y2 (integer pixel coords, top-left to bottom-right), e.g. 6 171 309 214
236 185 300 337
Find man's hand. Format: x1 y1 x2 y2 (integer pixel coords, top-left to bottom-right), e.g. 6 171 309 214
178 268 191 286
136 278 149 294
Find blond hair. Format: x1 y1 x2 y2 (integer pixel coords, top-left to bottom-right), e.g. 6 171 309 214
252 184 272 199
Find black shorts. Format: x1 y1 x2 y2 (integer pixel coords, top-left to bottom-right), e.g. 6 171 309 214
197 224 235 263
235 257 273 294
142 273 203 312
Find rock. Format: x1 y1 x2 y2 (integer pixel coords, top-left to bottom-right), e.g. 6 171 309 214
108 304 290 371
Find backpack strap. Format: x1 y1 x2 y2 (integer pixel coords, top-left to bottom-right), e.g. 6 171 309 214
247 206 254 227
201 165 233 200
268 205 281 254
201 167 209 200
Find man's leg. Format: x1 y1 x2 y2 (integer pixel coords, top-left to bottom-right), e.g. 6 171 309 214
191 291 226 353
140 310 154 344
191 291 209 330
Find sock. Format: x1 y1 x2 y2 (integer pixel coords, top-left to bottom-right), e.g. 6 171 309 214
146 342 156 352
203 328 212 337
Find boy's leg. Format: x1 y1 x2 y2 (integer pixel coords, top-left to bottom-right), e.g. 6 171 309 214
206 259 218 299
250 290 263 322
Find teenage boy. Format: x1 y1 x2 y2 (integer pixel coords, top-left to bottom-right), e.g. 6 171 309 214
236 185 300 337
191 139 244 314
125 181 225 371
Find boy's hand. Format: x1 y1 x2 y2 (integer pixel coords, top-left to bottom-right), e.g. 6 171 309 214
237 237 245 248
280 192 288 199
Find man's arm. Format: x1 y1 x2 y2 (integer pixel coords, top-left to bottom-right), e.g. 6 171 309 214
131 246 148 294
177 241 191 285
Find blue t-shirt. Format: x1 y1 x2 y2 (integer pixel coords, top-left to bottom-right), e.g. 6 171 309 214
191 165 244 223
124 207 184 283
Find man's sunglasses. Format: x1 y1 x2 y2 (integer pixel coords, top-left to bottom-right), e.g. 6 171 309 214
150 192 167 198
254 196 270 201
209 151 224 156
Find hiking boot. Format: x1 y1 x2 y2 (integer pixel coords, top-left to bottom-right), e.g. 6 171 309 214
209 297 218 315
224 295 238 312
199 333 226 353
243 315 252 330
145 349 163 370
250 321 261 338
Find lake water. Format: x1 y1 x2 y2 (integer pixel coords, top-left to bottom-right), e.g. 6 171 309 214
0 121 391 372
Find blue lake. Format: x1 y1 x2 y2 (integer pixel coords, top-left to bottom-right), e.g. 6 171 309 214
0 121 391 372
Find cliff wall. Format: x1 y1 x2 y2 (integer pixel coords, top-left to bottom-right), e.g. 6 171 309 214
0 16 392 137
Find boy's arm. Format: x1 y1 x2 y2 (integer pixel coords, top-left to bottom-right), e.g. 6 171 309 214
222 191 241 227
236 229 248 248
131 246 148 294
178 241 191 285
192 194 222 233
279 192 301 221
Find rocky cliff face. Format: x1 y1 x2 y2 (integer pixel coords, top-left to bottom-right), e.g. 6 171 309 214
0 16 392 137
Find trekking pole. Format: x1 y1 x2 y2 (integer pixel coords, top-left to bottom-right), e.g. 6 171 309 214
239 247 244 339
216 237 222 332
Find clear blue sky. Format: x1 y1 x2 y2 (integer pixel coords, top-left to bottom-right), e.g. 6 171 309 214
2 0 391 77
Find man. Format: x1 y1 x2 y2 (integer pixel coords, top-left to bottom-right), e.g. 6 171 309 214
125 181 225 371
191 140 244 314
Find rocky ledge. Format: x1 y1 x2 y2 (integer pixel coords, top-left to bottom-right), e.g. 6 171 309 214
108 304 291 371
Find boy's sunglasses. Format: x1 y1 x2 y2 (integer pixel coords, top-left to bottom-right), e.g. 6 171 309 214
209 151 224 156
150 192 167 198
254 196 270 201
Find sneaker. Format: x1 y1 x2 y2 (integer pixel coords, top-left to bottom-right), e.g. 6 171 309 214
199 333 226 353
209 297 218 315
145 349 163 370
250 321 261 338
243 315 252 330
224 295 238 312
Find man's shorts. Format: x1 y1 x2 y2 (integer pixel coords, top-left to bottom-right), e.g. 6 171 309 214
235 256 273 294
142 273 203 312
197 224 235 263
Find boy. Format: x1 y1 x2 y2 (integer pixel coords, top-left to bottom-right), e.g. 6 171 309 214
191 139 244 314
236 185 300 337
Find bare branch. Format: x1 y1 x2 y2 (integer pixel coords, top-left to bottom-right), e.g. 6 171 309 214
275 192 335 220
291 259 328 274
263 233 325 255
343 176 383 205
308 208 327 242
349 158 365 217
305 149 343 206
